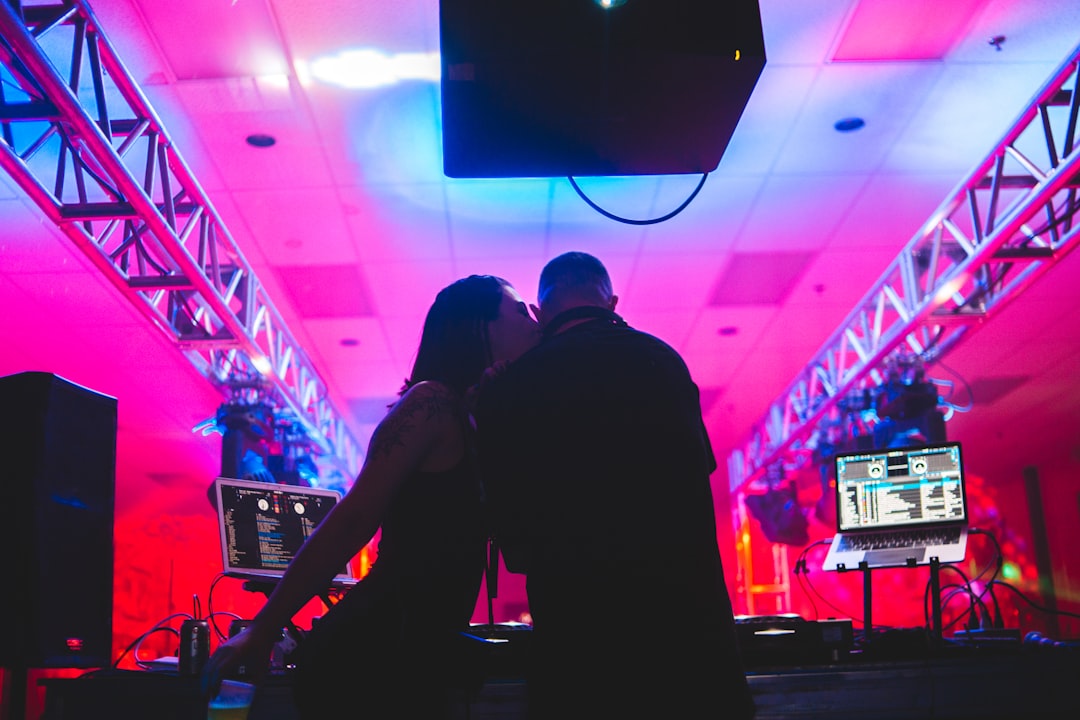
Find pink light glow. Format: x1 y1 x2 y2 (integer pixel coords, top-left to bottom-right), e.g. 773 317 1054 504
832 0 990 62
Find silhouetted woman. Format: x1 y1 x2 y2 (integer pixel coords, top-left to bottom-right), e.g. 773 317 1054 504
202 274 540 718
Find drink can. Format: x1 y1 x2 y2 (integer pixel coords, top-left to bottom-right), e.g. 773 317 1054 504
179 619 210 676
228 619 253 639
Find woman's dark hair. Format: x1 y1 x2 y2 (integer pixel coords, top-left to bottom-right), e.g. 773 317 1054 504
400 274 509 396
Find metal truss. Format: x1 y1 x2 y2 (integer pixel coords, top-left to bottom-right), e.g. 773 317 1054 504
728 41 1080 493
0 1 361 480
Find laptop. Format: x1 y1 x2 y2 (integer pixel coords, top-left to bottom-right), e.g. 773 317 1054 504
212 476 357 587
821 442 969 571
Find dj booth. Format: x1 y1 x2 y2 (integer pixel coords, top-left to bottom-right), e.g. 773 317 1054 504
38 621 1080 719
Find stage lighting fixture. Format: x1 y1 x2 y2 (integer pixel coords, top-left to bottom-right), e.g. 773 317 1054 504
745 481 809 547
439 0 766 177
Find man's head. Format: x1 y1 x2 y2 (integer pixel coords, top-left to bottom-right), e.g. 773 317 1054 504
534 251 618 328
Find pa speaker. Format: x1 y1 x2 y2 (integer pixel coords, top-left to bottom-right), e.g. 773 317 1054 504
439 0 766 178
0 372 116 668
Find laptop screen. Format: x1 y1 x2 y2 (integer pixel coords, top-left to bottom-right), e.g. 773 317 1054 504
833 442 967 533
213 476 355 585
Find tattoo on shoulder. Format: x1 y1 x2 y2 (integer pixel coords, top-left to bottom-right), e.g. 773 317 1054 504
366 384 459 462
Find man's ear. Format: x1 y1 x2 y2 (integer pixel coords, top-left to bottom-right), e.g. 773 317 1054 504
609 294 618 312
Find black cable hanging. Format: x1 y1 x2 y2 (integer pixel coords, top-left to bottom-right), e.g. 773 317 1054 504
567 172 710 225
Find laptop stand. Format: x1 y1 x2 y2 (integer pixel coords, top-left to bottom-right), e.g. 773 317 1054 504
836 557 945 653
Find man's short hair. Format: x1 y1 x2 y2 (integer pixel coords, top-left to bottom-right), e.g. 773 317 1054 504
537 251 613 306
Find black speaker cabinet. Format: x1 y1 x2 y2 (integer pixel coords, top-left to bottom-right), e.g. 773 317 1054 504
440 0 767 178
0 372 116 668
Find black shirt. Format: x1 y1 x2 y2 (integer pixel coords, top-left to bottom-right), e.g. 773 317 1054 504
475 306 754 719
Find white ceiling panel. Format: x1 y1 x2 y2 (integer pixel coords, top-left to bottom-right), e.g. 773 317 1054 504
682 305 781 385
954 0 1080 63
302 316 399 401
303 82 444 186
773 62 946 175
826 172 963 249
340 183 451 263
713 64 820 176
757 0 856 65
380 313 427 382
173 79 333 190
135 1 289 80
275 0 437 57
636 174 764 256
233 187 358 265
624 253 725 313
446 179 554 260
363 258 456 319
733 173 870 251
887 60 1068 174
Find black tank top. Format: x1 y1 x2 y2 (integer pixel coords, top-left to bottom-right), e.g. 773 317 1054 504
372 429 486 583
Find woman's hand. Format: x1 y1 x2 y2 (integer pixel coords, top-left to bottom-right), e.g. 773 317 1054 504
200 625 278 699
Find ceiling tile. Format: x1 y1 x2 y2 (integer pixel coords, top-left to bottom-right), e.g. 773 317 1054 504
682 305 780 386
887 61 1066 174
949 0 1080 63
232 188 357 265
347 396 398 426
772 62 946 175
274 0 436 57
274 264 374 318
639 174 765 255
784 247 898 310
81 0 175 85
710 252 815 305
625 253 724 312
364 259 456 319
831 0 990 61
734 174 869 251
340 183 452 263
446 179 555 260
173 80 333 190
711 64 820 176
826 173 962 250
758 0 858 65
305 83 444 186
381 314 427 382
137 2 289 80
302 316 399 399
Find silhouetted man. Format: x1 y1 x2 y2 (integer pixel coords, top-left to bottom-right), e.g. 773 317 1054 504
476 252 755 719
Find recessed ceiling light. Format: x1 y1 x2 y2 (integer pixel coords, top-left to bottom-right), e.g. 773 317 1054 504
718 326 739 337
246 133 276 148
834 117 865 133
340 338 360 347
